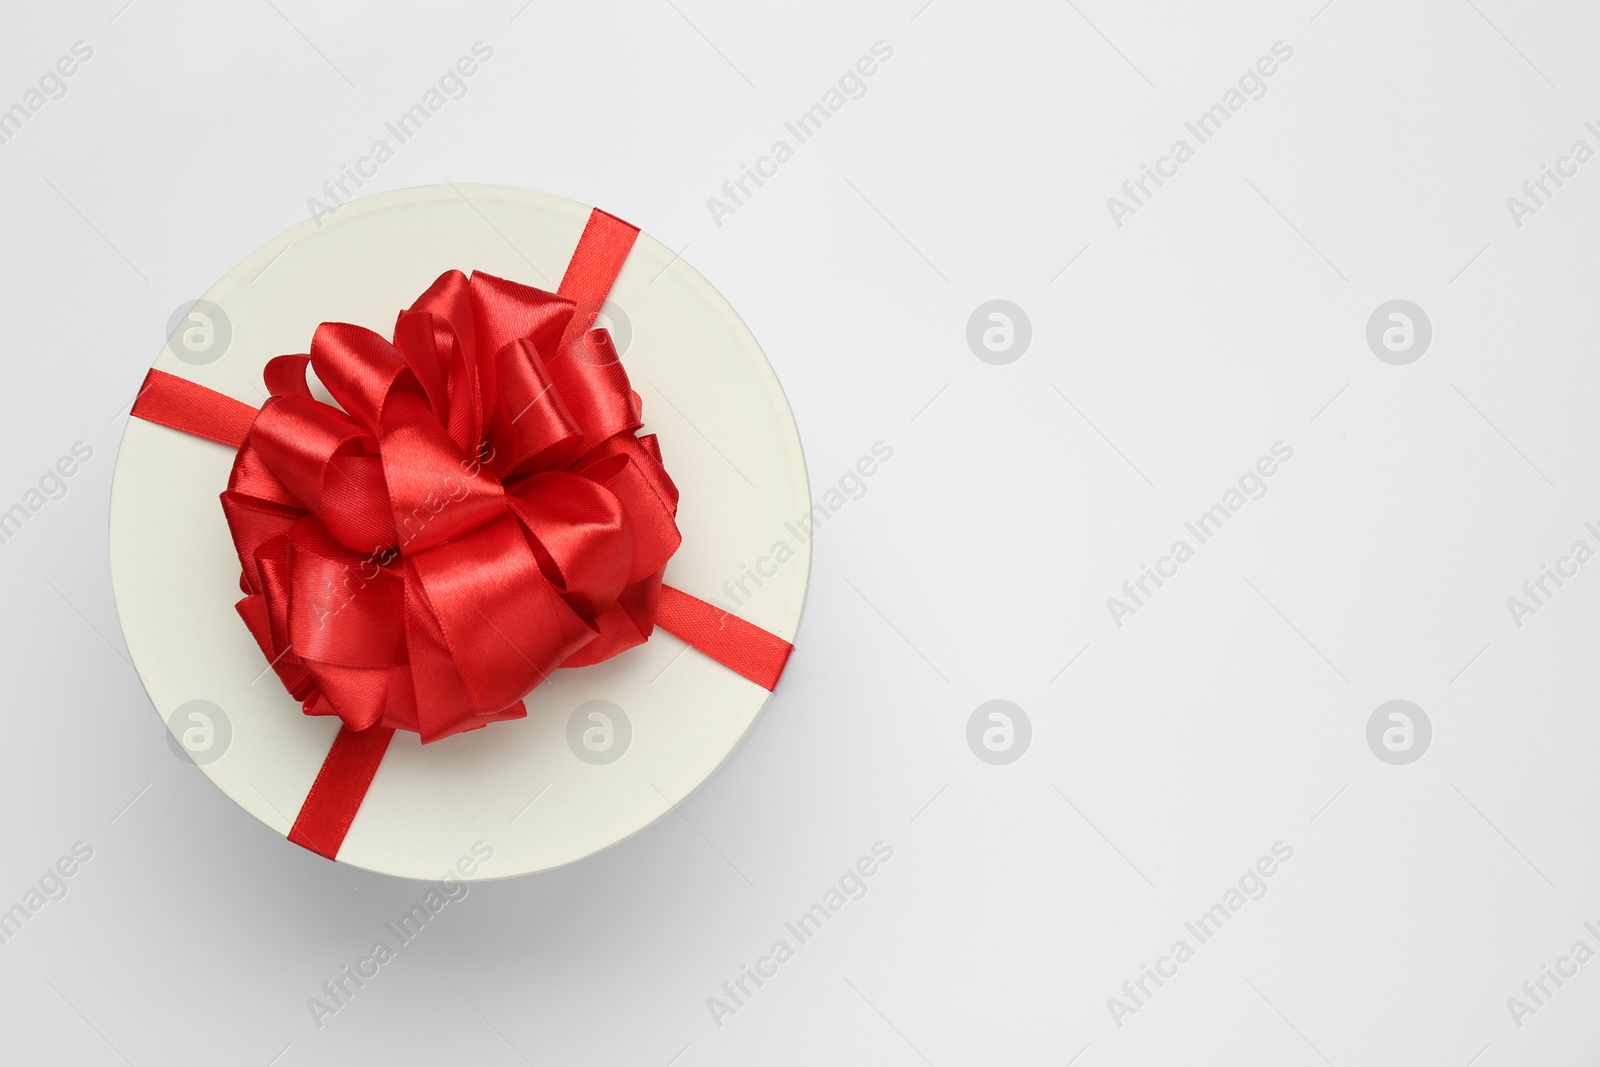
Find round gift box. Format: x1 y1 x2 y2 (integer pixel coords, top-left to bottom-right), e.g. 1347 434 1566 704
110 184 810 880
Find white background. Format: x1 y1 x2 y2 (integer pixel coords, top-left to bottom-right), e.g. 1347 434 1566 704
2 0 1599 1063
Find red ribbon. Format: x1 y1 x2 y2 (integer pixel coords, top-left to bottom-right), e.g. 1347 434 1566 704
132 208 794 859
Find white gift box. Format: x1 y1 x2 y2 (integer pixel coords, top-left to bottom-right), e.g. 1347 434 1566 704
110 185 810 880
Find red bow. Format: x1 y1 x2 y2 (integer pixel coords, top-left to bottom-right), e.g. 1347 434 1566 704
131 208 795 859
223 266 681 742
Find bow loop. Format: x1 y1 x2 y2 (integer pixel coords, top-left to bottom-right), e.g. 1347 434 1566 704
246 396 393 554
547 328 644 451
309 322 413 436
486 339 585 476
509 472 633 618
469 270 572 360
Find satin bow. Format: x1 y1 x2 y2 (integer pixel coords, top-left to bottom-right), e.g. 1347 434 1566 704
221 268 682 742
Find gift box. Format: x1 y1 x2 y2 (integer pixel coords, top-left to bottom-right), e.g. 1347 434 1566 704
110 185 810 880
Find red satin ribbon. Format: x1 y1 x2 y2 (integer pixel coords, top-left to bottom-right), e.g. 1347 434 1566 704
286 724 393 859
131 208 794 859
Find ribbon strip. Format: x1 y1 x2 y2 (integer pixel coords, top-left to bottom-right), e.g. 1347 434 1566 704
131 208 795 859
132 370 254 448
557 207 641 345
655 586 793 691
286 724 394 858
